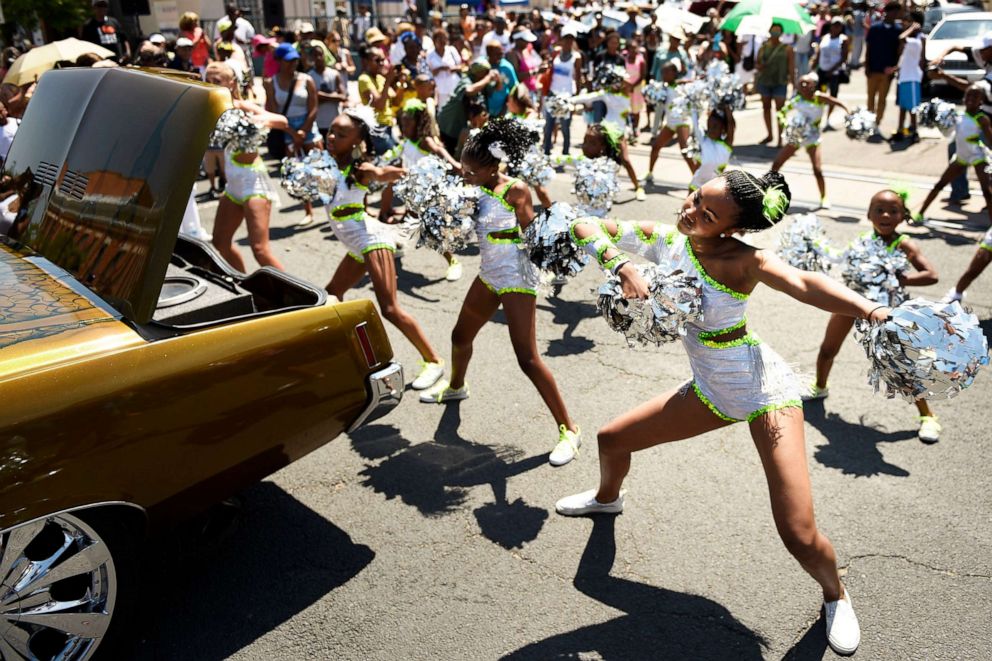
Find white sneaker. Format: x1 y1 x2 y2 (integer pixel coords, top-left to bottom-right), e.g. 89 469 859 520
297 213 314 227
801 384 829 401
555 489 625 516
445 259 463 281
819 198 832 210
635 187 646 201
549 425 581 466
418 379 469 403
824 588 860 655
941 288 963 304
410 360 445 390
918 415 941 444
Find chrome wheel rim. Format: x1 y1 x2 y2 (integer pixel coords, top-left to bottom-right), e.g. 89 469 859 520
0 513 116 660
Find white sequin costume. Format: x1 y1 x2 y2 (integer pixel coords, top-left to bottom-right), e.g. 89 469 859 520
570 90 631 126
954 111 986 166
475 179 540 296
662 84 689 130
224 148 279 205
782 96 824 149
583 221 802 421
324 164 395 263
689 137 732 191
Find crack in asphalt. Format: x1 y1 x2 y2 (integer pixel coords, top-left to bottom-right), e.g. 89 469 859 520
843 553 992 580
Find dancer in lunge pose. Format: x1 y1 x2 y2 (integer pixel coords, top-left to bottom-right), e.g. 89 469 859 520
420 118 582 467
322 105 446 391
804 189 941 442
558 170 876 656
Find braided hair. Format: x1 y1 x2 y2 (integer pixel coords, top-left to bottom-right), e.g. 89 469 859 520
723 170 792 232
461 116 536 170
342 109 376 187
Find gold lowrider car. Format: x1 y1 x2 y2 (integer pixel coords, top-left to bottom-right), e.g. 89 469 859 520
0 68 403 660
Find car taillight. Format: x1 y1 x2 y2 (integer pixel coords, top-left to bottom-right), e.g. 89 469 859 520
355 322 378 367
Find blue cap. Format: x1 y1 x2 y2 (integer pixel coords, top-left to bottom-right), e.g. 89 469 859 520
274 43 300 61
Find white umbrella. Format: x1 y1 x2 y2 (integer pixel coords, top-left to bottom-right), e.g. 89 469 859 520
735 15 771 37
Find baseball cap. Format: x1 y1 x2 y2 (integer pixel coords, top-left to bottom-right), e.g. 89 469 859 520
297 21 316 34
981 31 992 49
176 37 194 47
512 29 537 43
148 33 166 45
274 43 300 61
216 18 233 33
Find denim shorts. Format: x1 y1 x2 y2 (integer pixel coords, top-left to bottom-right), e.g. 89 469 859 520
757 83 788 99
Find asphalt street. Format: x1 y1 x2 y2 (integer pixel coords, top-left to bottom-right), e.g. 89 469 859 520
134 78 991 661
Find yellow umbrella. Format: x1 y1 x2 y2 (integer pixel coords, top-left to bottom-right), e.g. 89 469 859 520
3 38 115 86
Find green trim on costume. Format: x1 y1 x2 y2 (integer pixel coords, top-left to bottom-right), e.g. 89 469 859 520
571 223 597 246
979 242 992 252
697 316 747 340
486 231 523 244
604 220 622 241
698 332 762 349
665 229 676 246
347 251 365 264
362 243 396 255
870 231 907 253
746 400 802 423
691 382 740 422
602 253 625 271
224 191 272 205
684 237 749 300
479 275 537 297
634 222 659 245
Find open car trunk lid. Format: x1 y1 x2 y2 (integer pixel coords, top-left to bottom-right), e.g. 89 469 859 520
3 68 230 324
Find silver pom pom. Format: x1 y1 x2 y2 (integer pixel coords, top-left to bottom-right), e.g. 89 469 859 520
777 213 835 273
841 233 910 306
914 98 957 137
513 146 555 187
681 136 701 163
644 81 670 106
279 149 340 201
545 94 574 119
781 112 817 147
573 157 620 213
703 61 746 111
597 261 704 346
593 64 626 90
522 202 588 278
844 106 878 140
211 108 269 152
394 155 478 253
856 298 989 401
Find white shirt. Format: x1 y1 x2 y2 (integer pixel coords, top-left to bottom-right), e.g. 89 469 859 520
427 46 462 100
481 30 511 52
309 67 343 129
550 51 578 95
817 34 847 72
0 119 19 162
897 35 923 83
214 16 255 45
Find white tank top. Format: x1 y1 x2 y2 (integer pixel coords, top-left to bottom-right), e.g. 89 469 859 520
272 74 310 118
897 36 923 83
550 51 577 95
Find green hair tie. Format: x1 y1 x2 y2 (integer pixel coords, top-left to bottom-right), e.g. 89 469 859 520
761 185 789 224
402 99 427 114
888 182 911 206
599 121 624 151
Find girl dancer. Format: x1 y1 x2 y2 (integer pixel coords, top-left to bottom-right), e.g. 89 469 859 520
558 170 878 656
690 105 735 192
323 105 446 391
914 84 992 226
554 122 636 217
206 62 287 272
419 118 582 467
771 73 848 210
805 190 941 442
646 60 692 182
381 99 463 281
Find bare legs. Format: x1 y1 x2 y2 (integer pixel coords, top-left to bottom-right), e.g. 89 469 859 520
761 95 786 147
448 278 576 431
211 196 284 272
917 161 967 219
954 246 992 294
325 249 441 363
647 125 691 176
770 144 825 200
593 385 844 601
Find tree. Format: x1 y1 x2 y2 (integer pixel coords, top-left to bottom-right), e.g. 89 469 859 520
3 0 90 42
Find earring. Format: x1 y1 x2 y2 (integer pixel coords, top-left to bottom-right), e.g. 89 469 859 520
719 232 728 238
352 145 363 160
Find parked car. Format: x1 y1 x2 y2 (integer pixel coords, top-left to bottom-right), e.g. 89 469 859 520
0 67 403 660
925 12 992 90
923 2 979 35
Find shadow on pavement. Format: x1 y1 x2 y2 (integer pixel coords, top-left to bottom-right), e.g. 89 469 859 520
538 296 598 357
135 482 374 660
503 517 768 660
780 614 829 660
350 409 547 548
804 404 916 477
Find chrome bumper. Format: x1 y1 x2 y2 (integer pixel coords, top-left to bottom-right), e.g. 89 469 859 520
348 362 404 432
